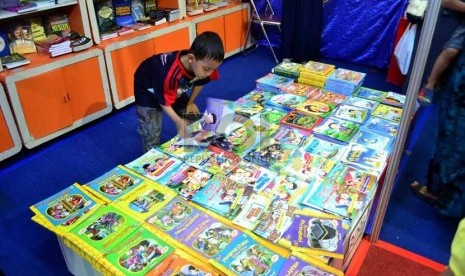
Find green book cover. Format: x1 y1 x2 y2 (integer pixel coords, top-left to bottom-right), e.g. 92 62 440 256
105 226 174 275
68 204 141 257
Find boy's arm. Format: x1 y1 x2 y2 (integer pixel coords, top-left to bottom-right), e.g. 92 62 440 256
443 0 465 12
186 85 203 114
160 104 188 137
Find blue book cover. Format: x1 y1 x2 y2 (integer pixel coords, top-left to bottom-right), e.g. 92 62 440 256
340 143 389 175
353 86 387 102
343 96 379 112
352 129 394 151
265 93 306 111
312 117 360 145
304 136 347 164
0 28 10 57
362 116 399 137
214 233 287 276
256 73 294 93
184 145 241 175
113 0 135 26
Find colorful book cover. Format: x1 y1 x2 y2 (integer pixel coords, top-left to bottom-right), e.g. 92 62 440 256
146 197 207 240
282 149 336 181
352 129 394 151
266 93 307 111
157 163 213 199
8 21 37 54
272 61 303 79
319 91 347 105
104 226 174 275
174 128 216 147
352 87 387 102
343 96 379 112
112 181 177 221
372 104 403 123
124 148 183 181
312 117 360 144
295 99 335 118
304 136 347 164
213 119 260 156
201 97 235 133
68 204 141 257
249 107 287 137
241 89 276 103
302 61 335 76
113 0 135 26
281 211 346 259
281 83 320 98
362 116 399 137
382 91 406 108
234 99 264 117
327 162 378 197
146 249 219 276
278 253 343 276
279 110 322 132
232 193 272 230
184 145 240 175
340 143 389 175
256 73 295 93
83 165 146 203
191 174 246 217
226 160 276 192
30 183 101 235
330 68 366 84
332 104 370 124
212 233 287 276
159 137 204 160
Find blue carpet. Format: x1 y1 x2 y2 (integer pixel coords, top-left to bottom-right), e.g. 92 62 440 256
0 46 457 275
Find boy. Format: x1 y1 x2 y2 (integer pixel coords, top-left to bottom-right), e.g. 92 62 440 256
134 31 224 152
418 0 465 105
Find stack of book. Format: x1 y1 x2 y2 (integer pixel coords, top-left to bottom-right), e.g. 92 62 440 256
35 34 72 57
272 61 304 81
68 31 93 52
324 68 366 96
298 61 335 87
0 53 30 69
161 8 180 22
186 4 203 16
255 72 295 93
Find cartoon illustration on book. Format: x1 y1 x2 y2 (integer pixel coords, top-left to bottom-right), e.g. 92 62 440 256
148 199 192 231
46 194 87 220
99 174 136 196
192 222 237 256
82 211 123 241
230 244 278 275
129 189 166 213
118 239 169 272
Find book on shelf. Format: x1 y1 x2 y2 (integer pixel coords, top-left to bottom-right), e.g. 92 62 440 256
352 129 394 151
202 2 218 12
128 22 151 30
0 52 30 69
113 0 135 26
318 90 347 106
147 16 167 25
0 28 11 57
29 17 46 42
144 0 156 14
8 21 36 54
94 0 118 33
35 34 70 49
45 13 71 37
340 143 389 176
116 25 134 35
130 0 148 22
100 30 119 40
68 31 93 52
36 44 72 57
186 5 204 16
23 0 55 9
301 60 336 76
3 2 37 13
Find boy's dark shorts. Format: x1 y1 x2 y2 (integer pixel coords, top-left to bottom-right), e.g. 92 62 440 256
445 25 465 50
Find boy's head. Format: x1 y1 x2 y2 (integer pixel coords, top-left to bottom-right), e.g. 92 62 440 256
187 31 224 79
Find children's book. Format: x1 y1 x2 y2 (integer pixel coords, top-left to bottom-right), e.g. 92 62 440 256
343 96 379 112
30 183 102 235
159 137 204 160
278 253 344 276
226 160 277 192
156 163 213 199
272 61 304 80
231 193 272 230
281 82 321 98
282 149 336 181
319 91 346 105
184 145 240 175
146 249 219 276
201 97 236 133
67 204 141 258
174 128 216 147
352 86 387 102
211 119 260 156
352 129 394 151
191 174 247 218
249 107 287 137
304 136 347 164
312 117 360 144
382 91 406 108
328 68 365 84
279 110 322 132
234 99 264 117
103 226 174 275
340 143 389 176
124 148 183 181
295 99 335 118
266 93 307 111
240 89 276 104
112 181 177 221
301 60 336 76
332 103 370 124
362 116 399 137
326 162 378 197
372 103 403 123
256 73 295 93
83 165 146 203
281 210 346 259
211 233 288 276
8 21 36 54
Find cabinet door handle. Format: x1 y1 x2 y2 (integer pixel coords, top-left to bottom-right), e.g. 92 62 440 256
67 93 71 101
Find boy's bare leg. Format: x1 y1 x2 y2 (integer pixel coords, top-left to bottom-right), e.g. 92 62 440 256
426 47 460 89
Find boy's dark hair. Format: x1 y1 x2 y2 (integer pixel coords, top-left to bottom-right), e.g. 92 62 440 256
190 31 224 62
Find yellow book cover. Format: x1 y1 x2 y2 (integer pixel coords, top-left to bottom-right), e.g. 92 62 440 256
302 61 335 76
112 178 177 222
29 183 103 236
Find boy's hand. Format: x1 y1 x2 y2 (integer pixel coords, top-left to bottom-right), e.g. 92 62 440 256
175 119 188 138
186 103 199 114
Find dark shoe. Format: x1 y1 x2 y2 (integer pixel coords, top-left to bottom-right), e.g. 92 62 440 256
418 87 434 106
410 181 438 204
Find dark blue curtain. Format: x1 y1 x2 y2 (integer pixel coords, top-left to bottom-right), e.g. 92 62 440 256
253 0 408 68
321 0 408 68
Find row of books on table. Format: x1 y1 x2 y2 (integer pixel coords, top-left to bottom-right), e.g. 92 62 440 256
30 62 406 275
